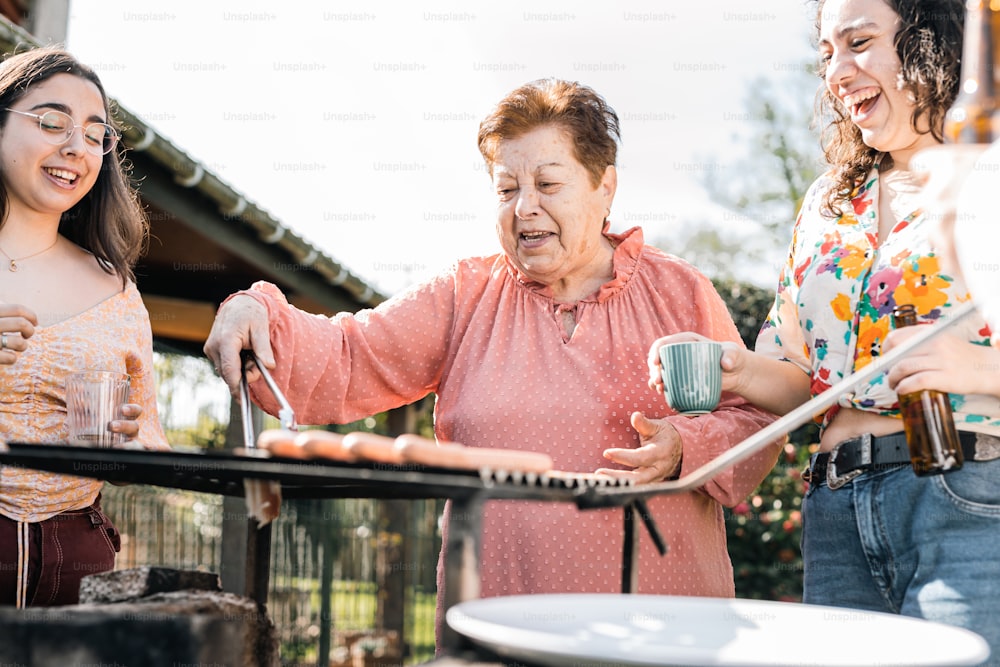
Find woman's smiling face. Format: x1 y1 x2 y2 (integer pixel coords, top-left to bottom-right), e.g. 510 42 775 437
819 0 939 163
492 124 616 288
0 73 107 221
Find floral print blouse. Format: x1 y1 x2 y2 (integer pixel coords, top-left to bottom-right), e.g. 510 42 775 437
756 168 999 435
0 283 169 522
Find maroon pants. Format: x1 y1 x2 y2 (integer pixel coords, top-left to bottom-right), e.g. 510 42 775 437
0 497 120 607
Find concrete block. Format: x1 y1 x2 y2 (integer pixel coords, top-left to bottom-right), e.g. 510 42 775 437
79 566 222 604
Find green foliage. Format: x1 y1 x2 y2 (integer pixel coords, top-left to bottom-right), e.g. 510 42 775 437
710 278 776 349
153 351 229 448
726 431 816 601
656 69 823 285
712 275 818 601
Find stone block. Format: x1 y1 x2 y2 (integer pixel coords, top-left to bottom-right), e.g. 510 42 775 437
0 590 278 667
79 566 222 604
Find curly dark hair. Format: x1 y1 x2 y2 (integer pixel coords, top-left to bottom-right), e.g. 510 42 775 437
477 78 621 188
0 46 148 286
813 0 965 216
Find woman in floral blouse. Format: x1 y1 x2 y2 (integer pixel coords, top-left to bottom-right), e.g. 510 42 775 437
650 0 1000 655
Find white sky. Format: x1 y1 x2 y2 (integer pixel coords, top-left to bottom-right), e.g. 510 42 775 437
65 1 818 296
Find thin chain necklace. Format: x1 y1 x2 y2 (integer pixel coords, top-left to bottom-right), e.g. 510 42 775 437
0 236 59 272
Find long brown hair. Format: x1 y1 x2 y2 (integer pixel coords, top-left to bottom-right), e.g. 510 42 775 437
0 46 148 285
813 0 964 215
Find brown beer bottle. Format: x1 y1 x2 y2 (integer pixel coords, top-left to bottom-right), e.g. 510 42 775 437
891 305 964 475
944 0 1000 144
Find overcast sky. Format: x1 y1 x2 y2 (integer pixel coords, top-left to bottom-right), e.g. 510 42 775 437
66 1 818 296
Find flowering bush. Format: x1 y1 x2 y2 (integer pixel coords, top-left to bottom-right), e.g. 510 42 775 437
710 278 818 601
727 432 817 601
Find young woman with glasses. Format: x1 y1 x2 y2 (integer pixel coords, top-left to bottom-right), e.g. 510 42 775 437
0 47 169 607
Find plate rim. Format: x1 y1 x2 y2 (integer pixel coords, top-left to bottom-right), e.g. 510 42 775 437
446 593 991 667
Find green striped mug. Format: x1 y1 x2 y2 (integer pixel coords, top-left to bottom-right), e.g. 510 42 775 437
658 341 723 415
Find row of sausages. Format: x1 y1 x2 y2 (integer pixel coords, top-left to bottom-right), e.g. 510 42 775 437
255 429 556 474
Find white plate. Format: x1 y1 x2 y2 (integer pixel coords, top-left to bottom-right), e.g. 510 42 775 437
446 594 990 666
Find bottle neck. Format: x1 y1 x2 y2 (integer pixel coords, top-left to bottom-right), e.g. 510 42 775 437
963 5 995 97
945 3 1000 144
892 304 919 329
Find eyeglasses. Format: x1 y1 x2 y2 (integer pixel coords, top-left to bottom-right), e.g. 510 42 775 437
4 108 119 156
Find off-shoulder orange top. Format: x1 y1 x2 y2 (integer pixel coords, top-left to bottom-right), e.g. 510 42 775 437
0 282 169 522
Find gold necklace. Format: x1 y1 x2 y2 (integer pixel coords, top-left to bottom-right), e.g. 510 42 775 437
0 237 60 272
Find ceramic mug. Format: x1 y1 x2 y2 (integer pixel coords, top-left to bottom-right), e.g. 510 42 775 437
659 341 723 415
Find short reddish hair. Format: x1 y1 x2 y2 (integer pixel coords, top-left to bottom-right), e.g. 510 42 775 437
478 78 620 187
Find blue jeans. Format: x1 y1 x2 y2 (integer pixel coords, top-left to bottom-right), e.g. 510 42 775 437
803 458 1000 665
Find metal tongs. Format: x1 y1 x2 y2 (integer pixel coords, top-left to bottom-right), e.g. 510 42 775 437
239 350 295 526
240 349 297 442
579 300 982 508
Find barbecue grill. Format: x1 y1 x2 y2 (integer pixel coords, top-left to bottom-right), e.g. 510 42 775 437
0 305 978 663
0 438 663 655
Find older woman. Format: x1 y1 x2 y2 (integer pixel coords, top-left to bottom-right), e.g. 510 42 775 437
650 0 1000 654
205 79 779 611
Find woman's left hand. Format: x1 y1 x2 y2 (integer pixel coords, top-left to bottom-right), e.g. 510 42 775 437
596 411 683 484
885 327 1000 398
110 403 145 446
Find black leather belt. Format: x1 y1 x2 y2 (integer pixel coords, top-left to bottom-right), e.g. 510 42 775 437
805 431 980 490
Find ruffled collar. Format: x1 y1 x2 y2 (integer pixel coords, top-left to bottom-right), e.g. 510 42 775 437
503 223 644 304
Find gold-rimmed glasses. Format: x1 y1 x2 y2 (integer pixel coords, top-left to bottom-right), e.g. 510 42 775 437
4 108 119 156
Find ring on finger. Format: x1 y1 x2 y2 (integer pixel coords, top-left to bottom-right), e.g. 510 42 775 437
1 333 7 350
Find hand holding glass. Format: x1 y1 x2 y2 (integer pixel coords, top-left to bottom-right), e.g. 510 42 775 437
658 341 723 414
66 371 131 447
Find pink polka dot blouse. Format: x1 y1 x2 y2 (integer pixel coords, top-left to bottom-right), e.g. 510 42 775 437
241 225 780 601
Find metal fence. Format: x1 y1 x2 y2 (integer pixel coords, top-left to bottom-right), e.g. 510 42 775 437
103 485 443 666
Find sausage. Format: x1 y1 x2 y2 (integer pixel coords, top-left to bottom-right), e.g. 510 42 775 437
297 430 356 462
255 429 305 459
342 431 406 464
395 434 554 472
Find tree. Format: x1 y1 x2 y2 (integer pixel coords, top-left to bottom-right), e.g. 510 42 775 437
674 66 829 601
659 69 824 285
153 350 229 448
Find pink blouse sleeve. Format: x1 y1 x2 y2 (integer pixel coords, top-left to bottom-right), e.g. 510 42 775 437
665 273 781 506
240 276 456 425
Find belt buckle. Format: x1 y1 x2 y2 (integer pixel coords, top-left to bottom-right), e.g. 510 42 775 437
826 433 872 490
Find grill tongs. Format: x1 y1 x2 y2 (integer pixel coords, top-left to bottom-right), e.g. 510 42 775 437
240 349 296 527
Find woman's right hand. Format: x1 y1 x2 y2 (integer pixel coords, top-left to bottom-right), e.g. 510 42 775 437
649 332 811 416
646 332 745 395
203 294 275 395
0 303 38 365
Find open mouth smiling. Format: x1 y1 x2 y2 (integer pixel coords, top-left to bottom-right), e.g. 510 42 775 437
842 88 880 119
44 167 79 185
519 230 556 248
